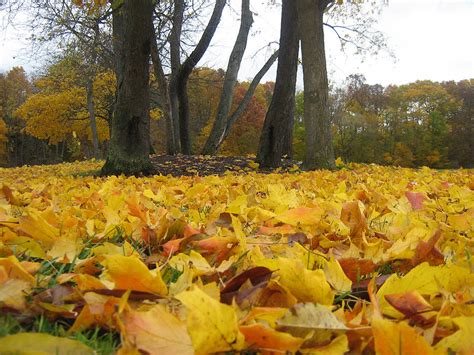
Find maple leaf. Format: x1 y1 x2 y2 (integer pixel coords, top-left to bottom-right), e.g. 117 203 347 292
0 333 95 354
101 255 168 295
277 257 334 305
119 305 193 355
176 286 245 353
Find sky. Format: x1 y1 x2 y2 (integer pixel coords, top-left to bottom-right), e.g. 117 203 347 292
1 0 473 87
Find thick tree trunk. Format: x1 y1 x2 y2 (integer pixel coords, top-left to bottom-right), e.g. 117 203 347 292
297 0 335 170
257 0 299 168
86 78 100 158
177 0 226 154
202 0 253 155
101 0 153 175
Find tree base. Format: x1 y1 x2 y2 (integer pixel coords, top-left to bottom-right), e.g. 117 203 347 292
303 159 336 171
100 155 154 176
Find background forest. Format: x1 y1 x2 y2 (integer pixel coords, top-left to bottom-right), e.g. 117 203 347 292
0 64 472 168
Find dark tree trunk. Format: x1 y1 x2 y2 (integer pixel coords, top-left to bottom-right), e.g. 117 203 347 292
168 0 184 153
101 0 153 175
202 0 253 155
86 78 100 158
176 0 226 154
297 0 335 170
257 0 299 168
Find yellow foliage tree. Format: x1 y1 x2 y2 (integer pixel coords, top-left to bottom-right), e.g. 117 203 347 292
15 60 114 154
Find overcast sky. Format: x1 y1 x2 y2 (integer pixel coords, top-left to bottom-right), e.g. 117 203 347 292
1 0 473 87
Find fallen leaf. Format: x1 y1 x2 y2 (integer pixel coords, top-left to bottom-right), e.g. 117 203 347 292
101 255 167 295
341 201 367 237
0 333 95 354
239 323 304 352
275 207 323 226
406 191 426 211
277 257 334 305
434 316 474 354
276 303 347 346
120 304 193 355
176 286 245 353
372 317 434 355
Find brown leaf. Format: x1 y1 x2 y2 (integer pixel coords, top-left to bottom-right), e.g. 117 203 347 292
340 202 367 237
384 290 433 317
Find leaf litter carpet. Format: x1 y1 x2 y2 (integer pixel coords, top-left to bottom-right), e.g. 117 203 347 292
0 157 473 353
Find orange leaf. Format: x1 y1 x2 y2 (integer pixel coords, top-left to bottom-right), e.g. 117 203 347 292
340 202 367 237
338 258 376 282
372 318 434 355
275 207 323 226
239 323 304 352
405 191 426 211
120 305 193 355
384 290 433 317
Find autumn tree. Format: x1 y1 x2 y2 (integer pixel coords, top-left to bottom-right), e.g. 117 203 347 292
296 0 336 169
442 79 474 168
16 0 115 158
257 0 299 167
101 0 154 175
384 81 459 167
0 118 7 165
15 56 112 158
0 67 43 165
201 0 253 155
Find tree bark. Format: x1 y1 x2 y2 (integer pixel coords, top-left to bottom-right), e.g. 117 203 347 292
86 77 100 158
202 0 253 155
297 0 335 170
177 0 226 154
101 0 153 175
257 0 299 168
150 29 176 154
168 0 184 153
212 50 279 154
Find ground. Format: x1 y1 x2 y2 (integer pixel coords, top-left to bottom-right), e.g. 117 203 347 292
0 158 473 354
150 154 301 176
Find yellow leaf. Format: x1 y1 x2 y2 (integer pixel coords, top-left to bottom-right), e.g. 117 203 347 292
169 250 214 277
0 256 36 284
377 262 474 318
323 256 352 292
434 316 474 354
1 236 46 258
241 307 288 328
101 255 167 295
120 305 193 355
231 214 247 249
176 286 245 354
277 258 334 305
18 211 59 246
0 278 30 310
0 333 95 354
372 318 434 355
70 292 120 332
47 236 81 262
275 207 323 226
301 334 348 354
